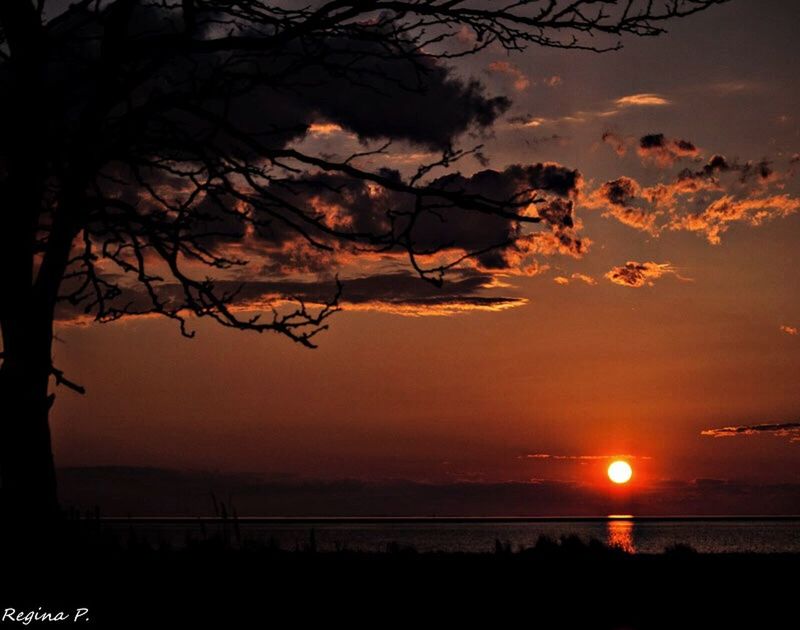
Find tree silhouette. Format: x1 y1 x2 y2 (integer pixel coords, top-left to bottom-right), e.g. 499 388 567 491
0 0 726 518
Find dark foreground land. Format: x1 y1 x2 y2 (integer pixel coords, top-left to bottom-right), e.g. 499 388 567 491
1 525 797 629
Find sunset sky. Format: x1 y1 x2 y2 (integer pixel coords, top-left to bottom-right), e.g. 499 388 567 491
50 0 800 514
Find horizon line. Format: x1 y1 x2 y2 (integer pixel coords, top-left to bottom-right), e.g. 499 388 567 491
88 514 800 523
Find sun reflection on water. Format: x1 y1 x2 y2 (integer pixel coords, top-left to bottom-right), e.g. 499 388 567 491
607 515 635 553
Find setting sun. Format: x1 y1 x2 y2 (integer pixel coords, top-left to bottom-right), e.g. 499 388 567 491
608 460 633 484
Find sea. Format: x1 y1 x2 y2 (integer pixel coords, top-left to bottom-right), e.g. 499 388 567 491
104 516 800 554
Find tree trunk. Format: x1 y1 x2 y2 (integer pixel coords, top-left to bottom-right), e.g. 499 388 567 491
0 169 61 523
0 0 63 526
0 310 60 520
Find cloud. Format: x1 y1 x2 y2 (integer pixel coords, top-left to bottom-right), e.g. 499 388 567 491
701 422 800 442
601 132 699 166
670 195 800 245
487 66 561 92
553 273 596 286
605 261 680 288
62 158 593 325
599 177 639 206
180 160 587 273
510 93 670 132
637 134 699 167
345 297 526 317
571 273 596 285
520 453 650 461
508 115 548 128
296 52 510 150
588 177 661 235
57 270 529 323
781 325 799 336
678 154 779 187
513 95 671 129
709 81 759 95
585 154 800 244
97 13 513 153
614 93 670 107
307 122 345 136
487 61 530 91
602 131 629 156
510 93 670 130
268 162 587 275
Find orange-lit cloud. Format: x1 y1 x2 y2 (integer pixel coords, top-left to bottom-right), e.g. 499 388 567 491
614 93 670 107
637 133 700 167
488 61 530 91
605 261 681 288
670 195 800 244
516 228 590 261
701 422 800 442
275 162 586 276
586 176 662 235
307 122 344 135
553 272 596 286
781 325 799 336
510 94 670 130
509 115 548 128
585 154 800 244
342 297 527 317
55 271 529 325
571 273 596 285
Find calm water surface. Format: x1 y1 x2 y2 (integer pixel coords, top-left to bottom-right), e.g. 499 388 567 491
107 518 800 554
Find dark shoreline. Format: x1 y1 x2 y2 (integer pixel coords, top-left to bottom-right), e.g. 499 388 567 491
4 535 799 629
